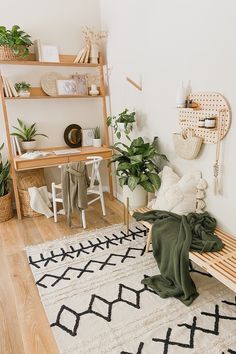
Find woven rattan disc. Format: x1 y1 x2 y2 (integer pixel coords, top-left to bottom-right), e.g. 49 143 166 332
41 72 63 96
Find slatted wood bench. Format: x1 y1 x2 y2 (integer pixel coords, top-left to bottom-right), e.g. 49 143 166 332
129 207 236 293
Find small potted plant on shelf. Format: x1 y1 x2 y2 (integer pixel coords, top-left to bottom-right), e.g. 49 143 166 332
0 25 33 60
93 126 102 147
0 143 13 222
15 81 31 97
11 118 48 151
109 136 168 209
107 108 136 140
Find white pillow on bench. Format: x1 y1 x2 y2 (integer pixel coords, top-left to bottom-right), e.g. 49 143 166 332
151 166 201 215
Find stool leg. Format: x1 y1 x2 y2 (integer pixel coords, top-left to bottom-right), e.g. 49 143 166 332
82 210 86 229
52 182 58 223
145 224 153 253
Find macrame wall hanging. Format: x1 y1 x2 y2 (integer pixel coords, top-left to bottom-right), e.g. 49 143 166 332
177 92 231 195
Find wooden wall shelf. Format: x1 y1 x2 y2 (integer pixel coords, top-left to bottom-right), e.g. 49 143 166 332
0 54 99 67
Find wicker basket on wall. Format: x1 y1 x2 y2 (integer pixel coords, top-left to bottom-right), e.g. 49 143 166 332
0 46 18 61
17 169 46 217
0 192 13 222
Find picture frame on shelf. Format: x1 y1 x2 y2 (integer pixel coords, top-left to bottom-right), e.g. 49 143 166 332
72 74 88 96
56 79 77 95
82 128 94 146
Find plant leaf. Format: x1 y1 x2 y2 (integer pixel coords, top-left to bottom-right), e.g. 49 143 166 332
128 175 139 191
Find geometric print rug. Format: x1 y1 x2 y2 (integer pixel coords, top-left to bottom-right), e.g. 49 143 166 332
25 223 236 354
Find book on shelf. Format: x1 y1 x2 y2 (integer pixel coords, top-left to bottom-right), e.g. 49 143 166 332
8 79 18 97
11 137 17 156
34 39 42 61
41 44 59 62
14 136 22 155
84 45 91 63
79 45 89 63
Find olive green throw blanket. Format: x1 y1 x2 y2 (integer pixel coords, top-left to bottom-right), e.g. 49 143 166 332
133 210 224 306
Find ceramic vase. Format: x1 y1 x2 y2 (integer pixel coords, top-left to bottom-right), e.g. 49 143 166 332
18 90 30 97
89 84 99 96
89 44 99 64
21 140 37 151
176 81 186 108
93 138 102 147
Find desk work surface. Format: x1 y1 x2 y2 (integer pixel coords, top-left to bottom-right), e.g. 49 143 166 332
13 145 113 171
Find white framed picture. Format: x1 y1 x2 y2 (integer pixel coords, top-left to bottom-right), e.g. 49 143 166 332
72 74 88 96
56 79 77 95
82 128 94 146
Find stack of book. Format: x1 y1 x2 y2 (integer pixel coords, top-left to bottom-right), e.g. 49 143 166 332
73 45 91 63
1 75 19 98
11 136 22 156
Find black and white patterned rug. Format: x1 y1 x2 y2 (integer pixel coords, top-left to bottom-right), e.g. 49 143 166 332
26 223 236 354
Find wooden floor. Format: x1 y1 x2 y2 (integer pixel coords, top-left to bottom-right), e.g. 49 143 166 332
0 194 124 354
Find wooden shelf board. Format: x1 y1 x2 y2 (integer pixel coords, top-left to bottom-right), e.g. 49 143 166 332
0 53 100 67
5 87 104 100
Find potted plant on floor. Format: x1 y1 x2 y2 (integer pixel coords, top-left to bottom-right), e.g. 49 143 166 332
109 136 168 209
0 143 13 222
0 25 33 60
11 118 48 151
15 81 31 97
107 108 136 140
93 126 102 147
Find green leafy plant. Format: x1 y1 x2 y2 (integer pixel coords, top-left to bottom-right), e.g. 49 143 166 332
11 118 48 142
0 143 11 197
109 137 168 193
107 108 136 140
15 81 31 92
0 25 32 58
94 126 101 139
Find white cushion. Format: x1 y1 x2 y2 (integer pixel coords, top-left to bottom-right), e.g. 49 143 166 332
152 166 201 215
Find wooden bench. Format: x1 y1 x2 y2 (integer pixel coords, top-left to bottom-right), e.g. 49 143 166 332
129 207 236 293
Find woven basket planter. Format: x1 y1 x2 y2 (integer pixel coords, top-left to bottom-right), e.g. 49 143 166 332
0 192 13 222
0 45 18 61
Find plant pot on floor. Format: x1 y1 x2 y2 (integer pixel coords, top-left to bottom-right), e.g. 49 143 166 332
122 184 148 209
21 140 37 151
93 138 102 147
0 192 13 222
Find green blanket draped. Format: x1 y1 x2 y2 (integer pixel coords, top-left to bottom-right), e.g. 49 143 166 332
133 210 224 306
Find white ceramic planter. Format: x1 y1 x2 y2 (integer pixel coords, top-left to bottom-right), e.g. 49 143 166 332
18 90 30 97
21 140 37 151
93 138 102 147
123 184 148 209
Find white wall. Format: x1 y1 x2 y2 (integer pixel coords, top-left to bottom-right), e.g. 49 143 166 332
100 0 236 234
0 0 109 187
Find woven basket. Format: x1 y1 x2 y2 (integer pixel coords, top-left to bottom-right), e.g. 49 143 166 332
16 169 46 190
0 45 18 61
19 189 41 217
17 169 46 217
0 192 13 222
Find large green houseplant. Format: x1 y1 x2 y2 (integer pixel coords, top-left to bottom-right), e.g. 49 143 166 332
109 136 168 208
0 25 33 59
0 143 13 222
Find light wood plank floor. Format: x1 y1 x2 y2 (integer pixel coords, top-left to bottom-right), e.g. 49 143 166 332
0 194 124 354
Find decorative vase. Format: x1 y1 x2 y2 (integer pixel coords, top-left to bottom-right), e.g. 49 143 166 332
122 184 148 209
0 192 13 222
18 90 30 97
89 44 99 64
89 84 99 96
93 138 102 147
21 140 37 151
176 81 186 108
